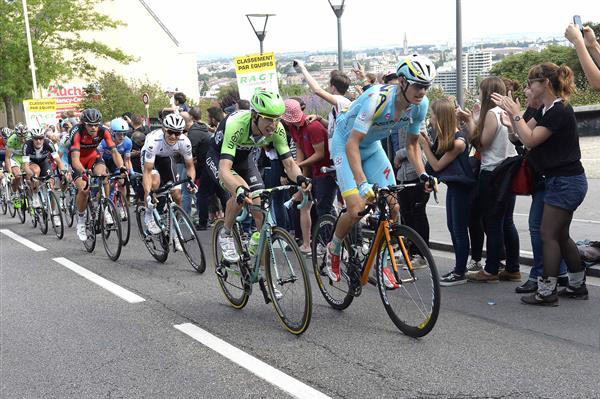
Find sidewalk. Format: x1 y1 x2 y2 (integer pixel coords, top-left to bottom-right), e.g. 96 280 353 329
428 175 600 278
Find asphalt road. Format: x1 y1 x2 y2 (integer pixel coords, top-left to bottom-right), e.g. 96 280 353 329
1 213 599 399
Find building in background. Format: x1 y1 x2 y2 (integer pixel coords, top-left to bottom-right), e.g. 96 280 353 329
434 51 492 96
43 0 199 111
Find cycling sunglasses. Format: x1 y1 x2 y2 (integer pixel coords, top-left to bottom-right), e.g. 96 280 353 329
258 114 281 124
409 82 431 91
165 129 183 136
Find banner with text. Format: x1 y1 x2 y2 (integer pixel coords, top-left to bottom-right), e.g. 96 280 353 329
234 52 279 101
45 83 85 119
23 99 57 128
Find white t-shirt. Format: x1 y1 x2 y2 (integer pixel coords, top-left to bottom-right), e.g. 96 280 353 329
327 94 352 155
481 107 517 171
142 129 193 163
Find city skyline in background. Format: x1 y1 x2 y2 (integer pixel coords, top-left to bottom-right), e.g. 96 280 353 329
145 0 597 61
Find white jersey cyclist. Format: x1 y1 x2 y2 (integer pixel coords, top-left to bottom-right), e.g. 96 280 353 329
141 128 193 179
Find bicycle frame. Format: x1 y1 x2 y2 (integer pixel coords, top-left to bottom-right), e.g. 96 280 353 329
149 177 193 242
235 187 309 284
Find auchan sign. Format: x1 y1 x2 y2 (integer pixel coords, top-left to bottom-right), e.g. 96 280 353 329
46 83 85 118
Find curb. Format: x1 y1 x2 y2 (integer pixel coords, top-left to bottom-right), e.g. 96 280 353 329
430 240 600 278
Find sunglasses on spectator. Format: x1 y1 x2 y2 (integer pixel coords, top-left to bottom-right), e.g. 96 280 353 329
258 114 280 125
165 129 182 136
527 78 546 87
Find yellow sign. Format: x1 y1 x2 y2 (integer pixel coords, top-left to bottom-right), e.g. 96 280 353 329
24 99 57 113
234 52 276 74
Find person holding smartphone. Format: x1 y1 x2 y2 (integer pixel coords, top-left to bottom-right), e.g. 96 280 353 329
565 18 600 90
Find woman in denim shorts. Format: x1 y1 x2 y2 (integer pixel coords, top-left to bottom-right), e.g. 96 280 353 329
492 62 588 306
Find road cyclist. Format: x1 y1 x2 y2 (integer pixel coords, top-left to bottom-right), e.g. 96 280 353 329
4 123 30 210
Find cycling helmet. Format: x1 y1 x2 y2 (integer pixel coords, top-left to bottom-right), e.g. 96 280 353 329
250 89 285 117
15 123 27 137
162 113 185 132
396 54 436 86
1 127 11 139
110 118 129 136
30 128 45 139
80 108 102 124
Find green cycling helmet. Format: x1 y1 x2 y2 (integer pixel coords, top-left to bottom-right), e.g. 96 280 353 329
250 89 285 117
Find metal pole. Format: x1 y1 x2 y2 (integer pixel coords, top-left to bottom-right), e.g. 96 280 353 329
22 0 39 98
260 39 264 54
456 0 463 106
337 16 343 71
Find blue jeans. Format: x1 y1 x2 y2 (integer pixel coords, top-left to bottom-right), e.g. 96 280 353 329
446 184 472 275
529 188 567 280
266 159 289 229
176 163 192 214
313 174 337 217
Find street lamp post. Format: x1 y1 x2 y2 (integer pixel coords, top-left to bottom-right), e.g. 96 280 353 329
246 14 276 54
328 0 346 72
16 0 39 98
456 0 463 107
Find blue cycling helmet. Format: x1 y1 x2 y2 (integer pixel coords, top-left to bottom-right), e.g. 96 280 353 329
110 118 129 136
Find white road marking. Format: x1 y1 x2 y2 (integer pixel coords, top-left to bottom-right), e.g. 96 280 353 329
174 323 331 399
427 205 600 225
52 257 145 303
0 229 47 252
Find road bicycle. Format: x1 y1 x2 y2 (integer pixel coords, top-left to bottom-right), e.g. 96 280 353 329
82 171 123 261
212 186 312 335
136 177 206 273
0 169 11 216
311 182 441 337
32 174 64 239
15 172 36 225
57 175 77 228
110 173 131 246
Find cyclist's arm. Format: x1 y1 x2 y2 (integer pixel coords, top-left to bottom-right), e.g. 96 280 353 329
281 156 304 184
70 133 84 174
142 160 154 199
406 103 429 176
185 157 195 183
182 137 195 182
218 158 242 193
22 143 32 176
345 131 367 185
104 131 123 169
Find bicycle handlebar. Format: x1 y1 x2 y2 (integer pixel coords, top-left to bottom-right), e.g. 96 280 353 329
236 185 309 222
151 177 192 196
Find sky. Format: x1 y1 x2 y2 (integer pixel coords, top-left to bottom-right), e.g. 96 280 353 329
144 0 598 60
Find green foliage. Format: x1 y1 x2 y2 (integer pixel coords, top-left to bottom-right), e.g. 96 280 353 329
571 84 600 107
0 0 134 102
216 83 239 101
80 72 170 121
279 84 309 97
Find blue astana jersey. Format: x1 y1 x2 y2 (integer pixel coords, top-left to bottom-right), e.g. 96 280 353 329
99 136 132 160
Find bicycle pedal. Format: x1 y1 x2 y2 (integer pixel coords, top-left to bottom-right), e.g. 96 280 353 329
215 264 227 279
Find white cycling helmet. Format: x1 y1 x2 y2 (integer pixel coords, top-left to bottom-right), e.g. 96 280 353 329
162 113 185 132
396 54 436 86
30 128 45 139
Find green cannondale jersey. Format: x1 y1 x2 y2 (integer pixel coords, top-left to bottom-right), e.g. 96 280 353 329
6 133 31 160
212 110 291 161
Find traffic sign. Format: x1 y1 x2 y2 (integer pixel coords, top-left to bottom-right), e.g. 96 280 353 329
142 92 149 105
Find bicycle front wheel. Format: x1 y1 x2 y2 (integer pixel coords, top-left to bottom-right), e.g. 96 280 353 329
7 186 16 217
114 191 130 246
311 214 354 310
38 193 48 235
135 205 168 263
63 188 75 227
375 224 440 338
212 219 249 309
49 191 64 239
83 201 96 253
172 205 205 273
100 199 122 261
266 227 312 335
0 185 7 215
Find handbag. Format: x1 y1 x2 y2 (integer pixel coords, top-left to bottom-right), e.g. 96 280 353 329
511 158 534 195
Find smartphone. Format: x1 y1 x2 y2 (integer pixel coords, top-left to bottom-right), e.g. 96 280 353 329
352 60 360 70
573 15 583 32
292 60 300 73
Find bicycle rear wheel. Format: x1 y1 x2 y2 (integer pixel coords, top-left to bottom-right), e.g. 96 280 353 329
7 186 16 217
48 191 64 239
375 224 440 338
311 214 355 310
38 192 48 235
265 227 312 335
135 205 168 263
83 201 96 253
100 199 122 261
114 191 130 246
172 205 205 273
0 184 7 215
212 219 249 309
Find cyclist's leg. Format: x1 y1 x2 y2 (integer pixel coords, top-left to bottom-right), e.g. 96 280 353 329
235 156 265 229
10 159 21 193
28 162 42 197
92 157 109 198
362 143 399 221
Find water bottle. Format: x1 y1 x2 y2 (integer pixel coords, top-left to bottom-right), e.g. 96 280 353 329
248 231 260 256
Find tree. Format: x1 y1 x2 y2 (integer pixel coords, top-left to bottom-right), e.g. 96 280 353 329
199 81 209 96
80 72 170 121
0 0 133 127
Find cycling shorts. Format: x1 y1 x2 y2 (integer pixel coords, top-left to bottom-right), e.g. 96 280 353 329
29 158 51 178
140 150 179 187
71 156 105 181
330 136 395 198
205 147 264 192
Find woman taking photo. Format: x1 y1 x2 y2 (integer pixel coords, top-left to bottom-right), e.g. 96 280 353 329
420 99 474 286
492 62 588 306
